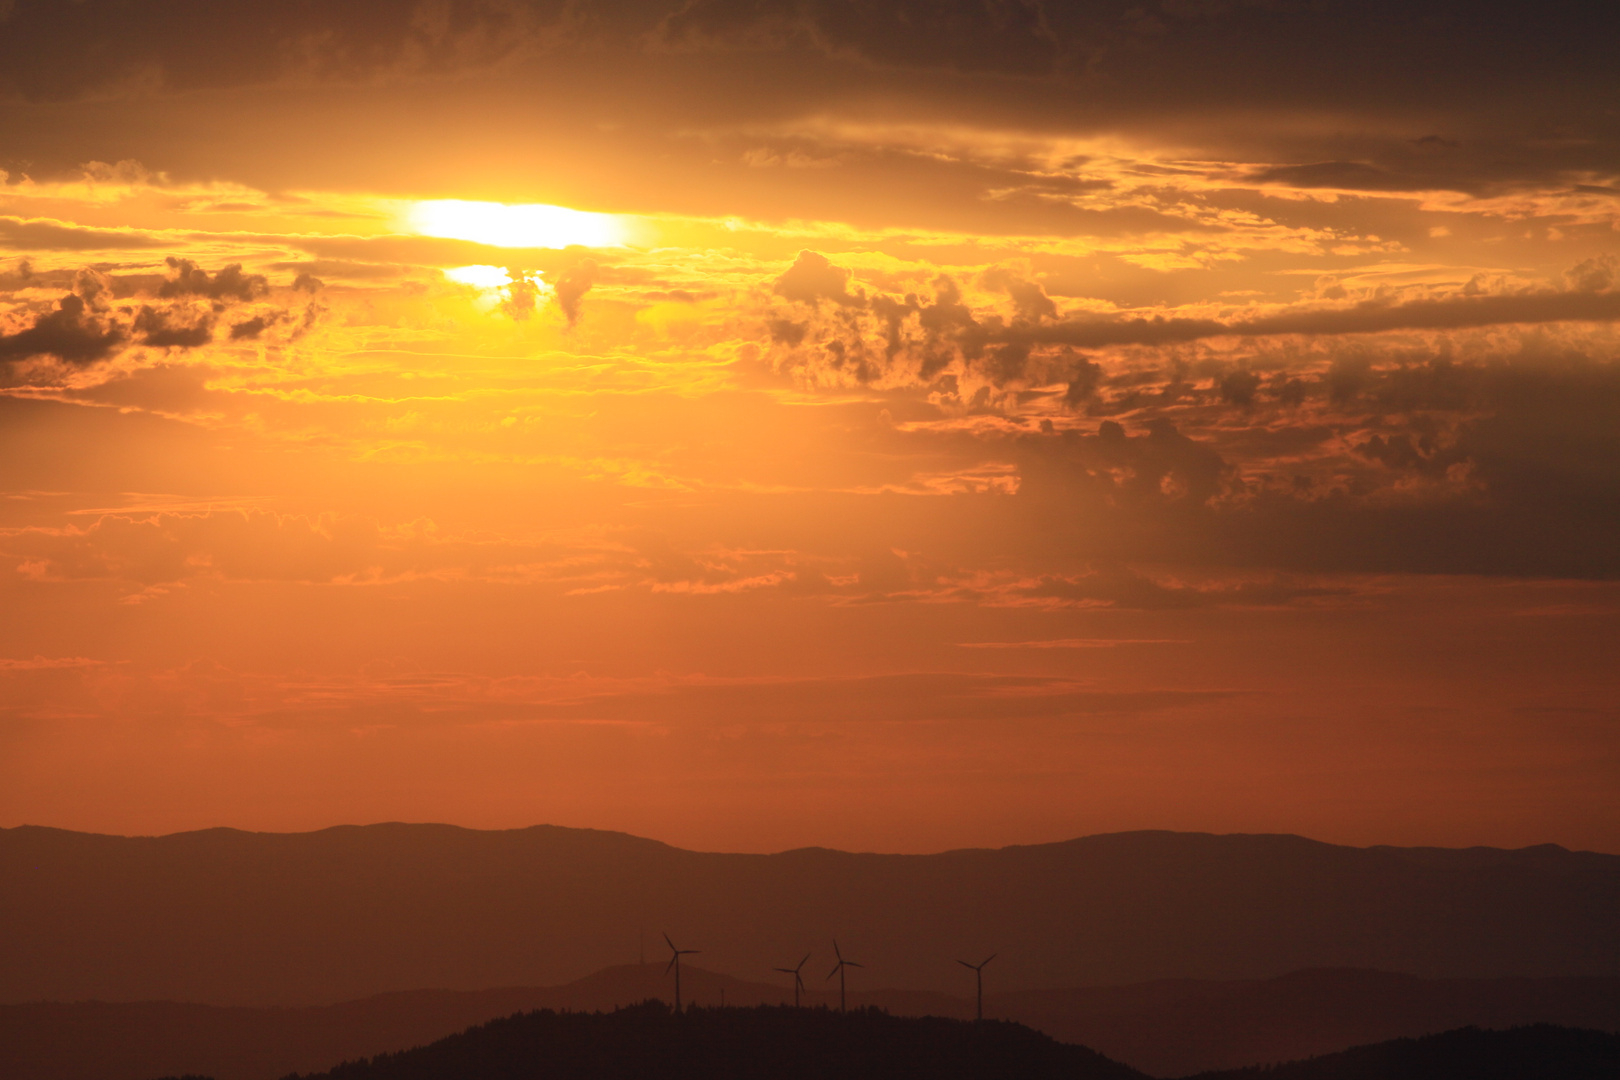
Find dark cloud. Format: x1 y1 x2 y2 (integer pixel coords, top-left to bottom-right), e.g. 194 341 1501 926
1063 351 1104 408
1325 355 1373 404
0 216 165 252
1074 416 1227 505
773 249 866 308
0 259 37 292
1217 368 1261 407
0 0 1614 212
2 0 1611 125
768 251 1620 396
661 0 1064 78
0 256 317 378
1250 162 1415 192
552 259 596 326
1019 289 1620 351
158 258 267 302
0 293 123 364
72 267 115 311
1012 565 1347 611
767 317 807 346
980 268 1058 323
1239 133 1620 199
1565 256 1619 295
501 273 541 321
772 257 1025 386
0 0 576 101
660 1 1618 128
134 305 213 348
228 315 270 340
1013 356 1620 579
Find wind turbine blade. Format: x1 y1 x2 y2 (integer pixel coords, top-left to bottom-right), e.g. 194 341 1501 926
664 957 676 975
827 965 840 980
797 952 811 970
957 959 973 969
846 961 863 967
982 954 997 966
663 933 675 950
774 967 793 974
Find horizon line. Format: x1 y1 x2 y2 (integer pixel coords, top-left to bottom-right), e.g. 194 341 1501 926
1 821 1603 858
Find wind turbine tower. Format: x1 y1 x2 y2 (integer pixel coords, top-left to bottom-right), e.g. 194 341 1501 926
826 940 864 1012
774 952 811 1007
956 953 996 1021
663 933 699 1012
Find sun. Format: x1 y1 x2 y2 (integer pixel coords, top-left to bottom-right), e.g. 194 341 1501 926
407 199 628 249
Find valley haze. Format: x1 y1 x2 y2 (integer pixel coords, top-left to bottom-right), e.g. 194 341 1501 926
5 963 1619 1079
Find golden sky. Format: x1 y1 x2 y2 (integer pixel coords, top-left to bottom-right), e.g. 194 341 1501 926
2 0 1617 852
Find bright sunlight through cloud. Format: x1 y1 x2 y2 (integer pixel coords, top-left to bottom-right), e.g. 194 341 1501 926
409 199 628 248
8 0 1620 865
444 264 514 289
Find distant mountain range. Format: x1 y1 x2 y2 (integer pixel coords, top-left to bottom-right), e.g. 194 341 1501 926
4 965 1618 1080
3 824 1616 1008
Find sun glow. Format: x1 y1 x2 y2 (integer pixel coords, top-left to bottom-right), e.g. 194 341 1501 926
444 264 513 289
409 199 628 248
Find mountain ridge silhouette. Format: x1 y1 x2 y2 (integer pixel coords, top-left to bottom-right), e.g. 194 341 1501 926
4 824 1616 1008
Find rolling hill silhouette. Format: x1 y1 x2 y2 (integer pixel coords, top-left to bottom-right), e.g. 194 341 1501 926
138 1008 1620 1080
278 1002 1147 1080
997 968 1620 1076
3 966 1617 1080
4 824 1615 1008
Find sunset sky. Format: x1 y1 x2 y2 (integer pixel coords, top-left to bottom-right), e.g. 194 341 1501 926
2 0 1617 854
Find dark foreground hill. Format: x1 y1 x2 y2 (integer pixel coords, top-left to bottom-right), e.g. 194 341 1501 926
3 824 1616 1005
273 1002 1147 1080
1191 1024 1620 1080
6 966 1617 1080
1000 967 1620 1075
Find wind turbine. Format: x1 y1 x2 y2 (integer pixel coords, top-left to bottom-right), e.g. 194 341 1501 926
663 933 699 1013
774 952 811 1007
956 953 996 1021
826 940 863 1012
